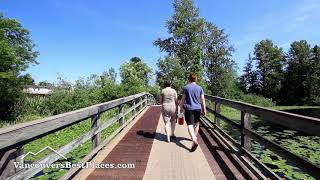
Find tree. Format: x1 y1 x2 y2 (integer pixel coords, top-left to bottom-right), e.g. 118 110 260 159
281 40 312 105
98 68 119 101
202 22 235 96
240 54 261 94
130 57 142 63
155 0 237 97
21 73 35 85
38 81 53 87
0 13 39 120
156 56 186 92
254 39 284 100
154 0 205 80
120 58 153 95
308 45 320 105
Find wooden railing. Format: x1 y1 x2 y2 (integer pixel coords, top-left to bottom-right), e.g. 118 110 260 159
203 95 320 179
0 92 155 180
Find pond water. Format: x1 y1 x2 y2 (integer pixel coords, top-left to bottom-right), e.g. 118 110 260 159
252 108 320 180
218 107 320 180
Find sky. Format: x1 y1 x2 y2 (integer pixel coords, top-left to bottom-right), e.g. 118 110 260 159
1 0 320 83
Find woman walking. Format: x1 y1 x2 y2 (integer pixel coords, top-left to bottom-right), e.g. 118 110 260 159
179 73 206 152
160 80 178 143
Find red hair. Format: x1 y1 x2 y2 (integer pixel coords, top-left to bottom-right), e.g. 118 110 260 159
189 73 197 82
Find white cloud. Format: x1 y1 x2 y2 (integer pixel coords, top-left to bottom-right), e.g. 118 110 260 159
233 0 320 47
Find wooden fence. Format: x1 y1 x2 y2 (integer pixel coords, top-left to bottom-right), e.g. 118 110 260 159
0 92 155 180
203 95 320 179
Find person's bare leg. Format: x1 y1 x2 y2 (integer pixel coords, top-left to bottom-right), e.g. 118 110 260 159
194 122 200 137
165 122 171 142
188 124 197 142
171 118 176 136
170 114 177 136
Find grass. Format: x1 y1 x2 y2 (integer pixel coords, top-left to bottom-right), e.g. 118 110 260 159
0 104 139 179
271 106 320 111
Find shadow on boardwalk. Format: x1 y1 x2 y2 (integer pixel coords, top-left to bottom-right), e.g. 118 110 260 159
136 130 192 151
199 123 256 180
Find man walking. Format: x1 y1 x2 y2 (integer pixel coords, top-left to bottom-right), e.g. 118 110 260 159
179 73 206 152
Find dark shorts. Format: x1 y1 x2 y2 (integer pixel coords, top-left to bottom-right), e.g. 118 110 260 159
185 109 201 125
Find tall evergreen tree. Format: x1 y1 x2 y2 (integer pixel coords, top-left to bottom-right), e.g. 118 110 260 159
254 39 284 100
281 40 312 104
308 45 320 104
240 54 261 94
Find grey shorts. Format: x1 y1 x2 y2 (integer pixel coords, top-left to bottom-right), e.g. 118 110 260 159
161 103 177 123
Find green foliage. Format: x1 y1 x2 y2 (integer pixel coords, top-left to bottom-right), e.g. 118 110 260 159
156 56 186 93
38 80 53 87
154 0 205 81
147 84 161 97
307 45 320 105
226 88 275 107
120 57 153 95
281 40 312 105
202 22 235 96
243 39 320 105
155 0 236 97
254 39 284 99
239 54 261 94
24 110 121 179
238 93 274 107
0 13 39 120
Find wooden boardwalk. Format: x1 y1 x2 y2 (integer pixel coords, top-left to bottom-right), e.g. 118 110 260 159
1 93 319 179
76 106 258 180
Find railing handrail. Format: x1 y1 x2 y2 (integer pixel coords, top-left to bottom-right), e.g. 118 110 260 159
204 94 320 179
0 92 151 152
205 94 320 136
0 92 155 179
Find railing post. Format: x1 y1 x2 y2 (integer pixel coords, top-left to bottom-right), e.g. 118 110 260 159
139 96 143 110
144 95 148 107
241 111 252 154
214 102 221 126
133 99 137 116
119 105 125 125
91 114 101 149
0 146 24 179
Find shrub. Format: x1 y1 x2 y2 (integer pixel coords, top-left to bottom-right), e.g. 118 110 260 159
46 88 100 115
236 93 274 107
148 85 161 97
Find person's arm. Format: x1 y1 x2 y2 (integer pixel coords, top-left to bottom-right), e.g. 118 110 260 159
179 94 185 112
160 91 164 105
174 91 178 106
201 93 207 117
160 96 163 105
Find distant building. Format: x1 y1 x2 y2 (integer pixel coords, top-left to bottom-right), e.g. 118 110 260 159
23 85 53 96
